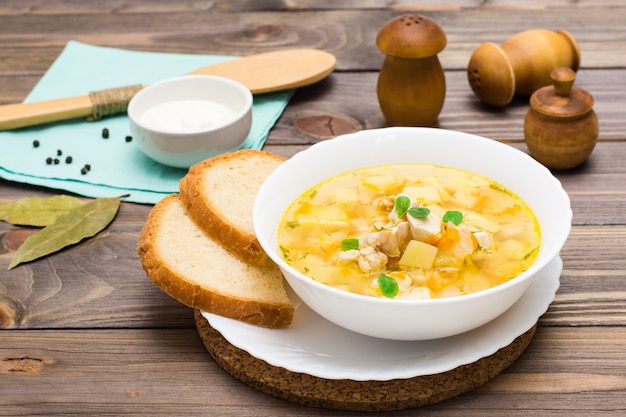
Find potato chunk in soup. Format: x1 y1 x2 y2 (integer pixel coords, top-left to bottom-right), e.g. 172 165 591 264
278 164 540 300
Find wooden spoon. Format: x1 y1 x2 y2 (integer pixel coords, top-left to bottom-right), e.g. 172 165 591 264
0 48 336 131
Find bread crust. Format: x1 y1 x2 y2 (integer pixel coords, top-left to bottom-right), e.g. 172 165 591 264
179 149 286 266
138 194 293 329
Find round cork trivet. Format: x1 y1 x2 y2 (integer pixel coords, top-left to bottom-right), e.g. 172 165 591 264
194 309 537 412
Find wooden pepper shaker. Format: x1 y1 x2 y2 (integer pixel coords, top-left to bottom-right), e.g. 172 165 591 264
376 14 447 127
524 67 598 170
467 29 580 106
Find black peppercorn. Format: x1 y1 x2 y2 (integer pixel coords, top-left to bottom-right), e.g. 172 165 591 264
53 158 60 165
102 128 109 139
80 167 88 175
57 149 62 156
125 135 133 142
46 157 53 164
33 140 40 148
84 164 91 171
65 156 73 164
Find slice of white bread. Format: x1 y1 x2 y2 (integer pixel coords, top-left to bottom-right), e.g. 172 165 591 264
179 149 287 266
138 194 294 328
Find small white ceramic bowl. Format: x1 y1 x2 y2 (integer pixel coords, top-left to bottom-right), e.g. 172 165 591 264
254 127 572 341
128 75 252 168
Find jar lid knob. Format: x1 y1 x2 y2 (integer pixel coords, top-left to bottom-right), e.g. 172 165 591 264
552 67 576 97
530 66 594 119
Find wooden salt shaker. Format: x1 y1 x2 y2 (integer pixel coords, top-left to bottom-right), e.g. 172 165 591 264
376 14 447 127
467 29 580 106
524 67 598 170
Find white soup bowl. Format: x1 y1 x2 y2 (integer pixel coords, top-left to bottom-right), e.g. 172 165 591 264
254 127 571 340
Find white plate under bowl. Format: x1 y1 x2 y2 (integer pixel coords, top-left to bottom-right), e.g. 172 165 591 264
204 256 561 382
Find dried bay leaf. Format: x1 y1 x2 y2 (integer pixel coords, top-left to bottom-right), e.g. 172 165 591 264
0 195 85 227
7 196 123 270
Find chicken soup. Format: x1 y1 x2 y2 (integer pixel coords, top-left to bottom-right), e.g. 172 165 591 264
278 164 541 299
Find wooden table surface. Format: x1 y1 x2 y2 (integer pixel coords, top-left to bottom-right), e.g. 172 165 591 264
2 1 625 415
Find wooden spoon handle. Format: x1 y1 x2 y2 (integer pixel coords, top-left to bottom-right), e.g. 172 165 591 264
0 48 335 131
188 48 336 94
0 95 94 131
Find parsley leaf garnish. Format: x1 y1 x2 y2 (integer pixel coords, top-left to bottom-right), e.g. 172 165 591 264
443 210 463 225
408 207 430 218
340 238 359 251
378 273 399 298
394 195 410 218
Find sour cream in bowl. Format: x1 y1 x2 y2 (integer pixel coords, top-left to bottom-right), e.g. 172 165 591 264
128 75 252 168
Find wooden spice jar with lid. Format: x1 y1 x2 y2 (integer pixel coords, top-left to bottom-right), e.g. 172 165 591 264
376 14 447 127
524 67 598 170
467 29 580 107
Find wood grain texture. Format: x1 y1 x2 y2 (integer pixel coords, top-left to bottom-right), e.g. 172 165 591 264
0 1 625 415
1 327 625 416
0 5 624 75
3 220 625 330
273 70 626 142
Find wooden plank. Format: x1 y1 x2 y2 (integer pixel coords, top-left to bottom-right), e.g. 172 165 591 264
1 69 624 140
1 327 625 415
0 7 623 71
1 220 626 329
1 0 624 15
274 70 626 141
0 212 192 330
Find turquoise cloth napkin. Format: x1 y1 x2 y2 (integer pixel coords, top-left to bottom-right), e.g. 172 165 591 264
0 41 293 204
